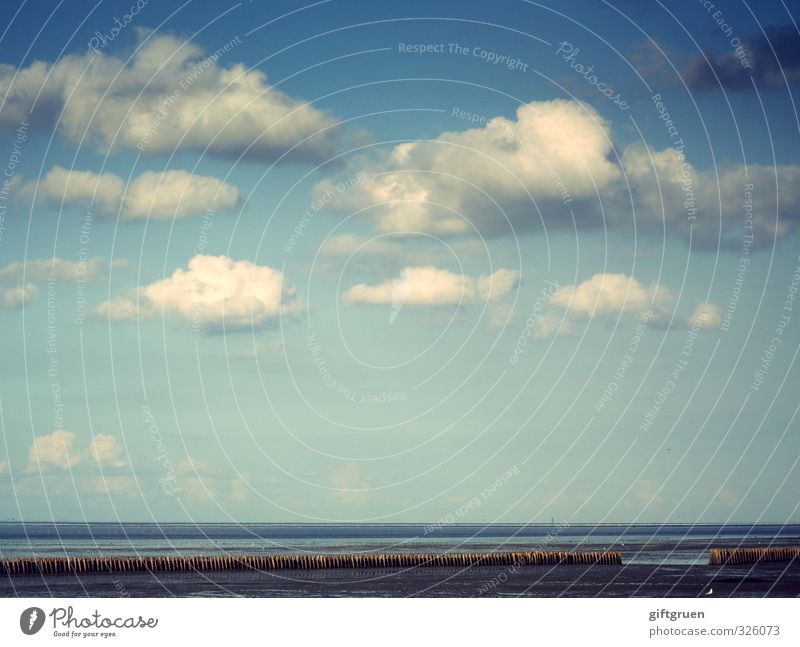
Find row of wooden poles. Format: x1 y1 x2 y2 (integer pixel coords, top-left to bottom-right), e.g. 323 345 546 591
0 550 621 576
709 547 800 565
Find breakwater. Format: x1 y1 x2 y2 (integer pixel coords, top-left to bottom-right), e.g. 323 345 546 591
1 550 622 576
709 547 800 565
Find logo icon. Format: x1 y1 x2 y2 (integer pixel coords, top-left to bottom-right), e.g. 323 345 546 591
20 607 45 635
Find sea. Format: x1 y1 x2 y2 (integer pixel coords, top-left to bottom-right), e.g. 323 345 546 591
1 523 798 597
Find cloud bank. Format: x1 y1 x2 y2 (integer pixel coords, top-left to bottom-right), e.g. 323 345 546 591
0 32 357 161
314 99 800 247
27 166 240 219
684 24 800 91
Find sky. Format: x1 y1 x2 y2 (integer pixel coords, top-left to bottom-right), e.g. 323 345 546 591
0 0 799 524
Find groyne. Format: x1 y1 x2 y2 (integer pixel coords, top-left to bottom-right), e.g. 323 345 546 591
0 550 622 576
709 547 799 565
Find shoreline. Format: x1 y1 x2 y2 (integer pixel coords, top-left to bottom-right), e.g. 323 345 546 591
3 563 798 598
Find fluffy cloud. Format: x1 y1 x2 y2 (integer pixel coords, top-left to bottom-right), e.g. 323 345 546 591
28 430 83 470
0 459 9 474
689 303 722 330
315 99 800 246
28 166 240 219
617 145 800 246
550 273 672 318
534 273 720 335
344 266 519 306
0 32 354 160
96 254 302 331
32 167 125 214
2 283 39 309
316 100 618 235
27 430 128 470
88 434 128 469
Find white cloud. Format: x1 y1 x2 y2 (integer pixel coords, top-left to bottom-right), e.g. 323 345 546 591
533 273 721 336
32 166 125 214
616 145 800 246
533 311 575 338
0 32 355 161
28 430 82 470
28 166 240 219
551 273 672 318
689 303 722 329
313 100 800 246
2 283 38 309
124 170 240 219
315 100 618 235
0 459 8 473
96 254 302 331
27 430 129 471
88 434 128 468
344 266 519 306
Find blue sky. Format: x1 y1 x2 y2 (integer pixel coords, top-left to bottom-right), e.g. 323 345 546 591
0 0 799 524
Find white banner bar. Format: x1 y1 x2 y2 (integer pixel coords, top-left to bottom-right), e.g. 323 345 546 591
1 598 798 646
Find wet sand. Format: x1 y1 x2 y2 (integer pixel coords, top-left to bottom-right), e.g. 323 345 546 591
2 563 798 597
